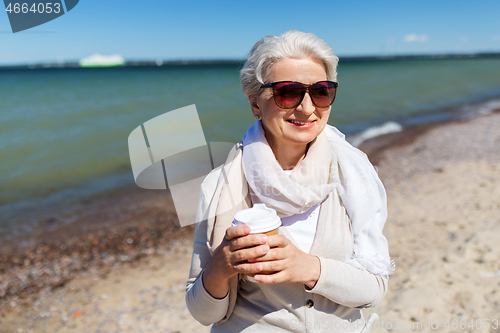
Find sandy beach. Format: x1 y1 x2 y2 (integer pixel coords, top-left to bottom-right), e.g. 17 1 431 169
1 110 500 333
363 111 500 332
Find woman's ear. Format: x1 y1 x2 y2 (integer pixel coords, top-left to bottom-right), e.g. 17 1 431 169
249 96 261 119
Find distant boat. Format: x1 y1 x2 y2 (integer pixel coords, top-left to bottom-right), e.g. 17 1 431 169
79 54 126 68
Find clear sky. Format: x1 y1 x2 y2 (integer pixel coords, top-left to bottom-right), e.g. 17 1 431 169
1 0 500 65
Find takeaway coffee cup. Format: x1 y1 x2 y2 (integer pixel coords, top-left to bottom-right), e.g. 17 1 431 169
233 204 281 236
233 204 281 277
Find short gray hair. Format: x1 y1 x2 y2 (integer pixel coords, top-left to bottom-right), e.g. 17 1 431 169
240 30 339 100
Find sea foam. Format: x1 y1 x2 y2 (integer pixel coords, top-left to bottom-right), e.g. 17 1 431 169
348 122 403 147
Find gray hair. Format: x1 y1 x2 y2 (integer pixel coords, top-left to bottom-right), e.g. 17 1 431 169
240 30 339 100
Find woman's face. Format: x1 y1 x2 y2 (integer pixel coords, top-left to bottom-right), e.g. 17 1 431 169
251 57 332 156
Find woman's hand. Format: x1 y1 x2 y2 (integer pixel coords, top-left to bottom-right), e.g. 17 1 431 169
249 235 321 289
202 225 270 298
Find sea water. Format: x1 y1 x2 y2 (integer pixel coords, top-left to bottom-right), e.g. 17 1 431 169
1 58 500 237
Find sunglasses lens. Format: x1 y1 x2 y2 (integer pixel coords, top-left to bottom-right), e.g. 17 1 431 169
273 82 306 108
310 81 337 107
270 81 337 108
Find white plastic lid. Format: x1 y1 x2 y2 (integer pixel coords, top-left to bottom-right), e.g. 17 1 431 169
233 204 281 234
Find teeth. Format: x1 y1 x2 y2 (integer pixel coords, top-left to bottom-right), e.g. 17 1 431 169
289 120 311 125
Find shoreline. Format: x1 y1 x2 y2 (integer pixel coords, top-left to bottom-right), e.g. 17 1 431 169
358 100 500 165
2 95 499 246
1 105 499 332
3 95 500 243
0 184 192 298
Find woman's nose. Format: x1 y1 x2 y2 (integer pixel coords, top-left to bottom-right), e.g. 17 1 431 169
296 92 316 114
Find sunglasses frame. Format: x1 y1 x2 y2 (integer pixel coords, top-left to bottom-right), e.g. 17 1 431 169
261 80 338 109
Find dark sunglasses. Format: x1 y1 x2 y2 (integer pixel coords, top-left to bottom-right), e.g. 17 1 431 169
261 80 338 109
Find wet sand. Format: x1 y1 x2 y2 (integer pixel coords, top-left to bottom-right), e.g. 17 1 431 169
1 110 500 332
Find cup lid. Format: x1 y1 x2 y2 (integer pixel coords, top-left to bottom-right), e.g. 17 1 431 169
233 204 281 234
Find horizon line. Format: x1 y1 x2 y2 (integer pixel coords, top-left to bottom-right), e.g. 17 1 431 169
1 51 500 70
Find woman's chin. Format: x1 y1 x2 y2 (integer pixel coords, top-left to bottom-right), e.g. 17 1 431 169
286 122 323 142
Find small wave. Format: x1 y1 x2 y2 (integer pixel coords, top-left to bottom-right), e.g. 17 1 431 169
348 121 403 147
458 98 500 120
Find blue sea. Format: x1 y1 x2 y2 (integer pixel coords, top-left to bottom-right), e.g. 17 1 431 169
1 57 500 240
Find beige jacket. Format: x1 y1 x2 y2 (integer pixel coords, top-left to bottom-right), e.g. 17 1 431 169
186 167 388 332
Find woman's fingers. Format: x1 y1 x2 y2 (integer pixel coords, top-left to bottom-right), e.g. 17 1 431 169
217 231 318 285
228 233 268 252
253 269 289 284
247 246 287 262
213 226 274 278
265 234 289 248
224 225 251 241
220 231 297 277
248 235 292 262
252 255 288 270
231 261 265 274
230 244 269 264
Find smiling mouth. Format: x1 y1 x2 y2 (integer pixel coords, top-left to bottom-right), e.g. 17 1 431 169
287 120 315 126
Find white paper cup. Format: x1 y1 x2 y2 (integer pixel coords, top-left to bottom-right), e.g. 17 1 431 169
233 203 281 235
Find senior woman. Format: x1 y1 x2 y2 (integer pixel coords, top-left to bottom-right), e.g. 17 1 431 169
186 30 393 332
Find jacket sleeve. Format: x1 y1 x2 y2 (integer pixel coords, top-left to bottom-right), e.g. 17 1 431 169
185 171 230 326
306 256 388 308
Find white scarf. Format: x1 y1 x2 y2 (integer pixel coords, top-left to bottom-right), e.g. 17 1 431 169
207 120 394 276
242 120 340 217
